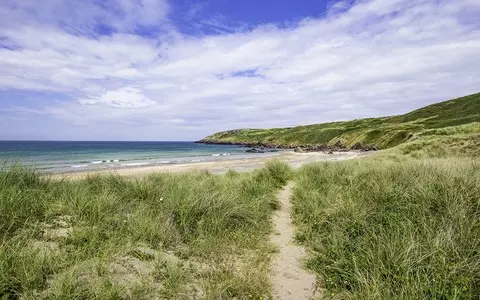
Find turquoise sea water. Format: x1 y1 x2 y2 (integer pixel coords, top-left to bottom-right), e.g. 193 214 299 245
0 141 281 173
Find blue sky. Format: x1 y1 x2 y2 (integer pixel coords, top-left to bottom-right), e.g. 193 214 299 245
0 0 479 141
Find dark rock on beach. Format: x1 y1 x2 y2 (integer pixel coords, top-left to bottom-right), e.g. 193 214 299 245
350 142 365 150
245 148 265 153
294 147 305 153
295 145 329 153
351 142 378 151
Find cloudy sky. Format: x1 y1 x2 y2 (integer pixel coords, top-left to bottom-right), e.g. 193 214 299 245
0 0 479 141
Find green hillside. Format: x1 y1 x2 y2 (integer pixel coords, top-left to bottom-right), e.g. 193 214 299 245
199 92 480 150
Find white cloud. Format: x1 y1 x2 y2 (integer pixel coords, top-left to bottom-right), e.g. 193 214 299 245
0 0 479 140
79 87 156 108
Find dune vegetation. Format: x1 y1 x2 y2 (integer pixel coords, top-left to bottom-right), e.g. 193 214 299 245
287 110 480 299
2 92 480 299
393 122 480 158
3 142 478 300
0 161 292 299
200 92 480 150
293 157 480 299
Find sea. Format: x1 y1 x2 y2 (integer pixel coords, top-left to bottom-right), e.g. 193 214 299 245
0 141 282 173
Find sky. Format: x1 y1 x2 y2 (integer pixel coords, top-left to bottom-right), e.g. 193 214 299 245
0 0 479 141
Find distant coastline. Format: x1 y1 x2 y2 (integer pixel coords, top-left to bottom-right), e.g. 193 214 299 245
196 92 480 152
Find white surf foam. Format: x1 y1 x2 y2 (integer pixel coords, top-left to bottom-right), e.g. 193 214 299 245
71 164 88 168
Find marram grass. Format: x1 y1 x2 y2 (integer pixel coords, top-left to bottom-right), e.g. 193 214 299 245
0 160 292 299
293 157 480 299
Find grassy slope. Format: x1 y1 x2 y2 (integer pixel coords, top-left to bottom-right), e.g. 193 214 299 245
394 123 480 158
201 92 480 149
0 161 292 299
293 157 480 299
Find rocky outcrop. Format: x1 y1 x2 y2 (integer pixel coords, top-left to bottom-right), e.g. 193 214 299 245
334 139 346 149
197 139 378 152
294 147 305 153
246 148 281 153
351 142 378 151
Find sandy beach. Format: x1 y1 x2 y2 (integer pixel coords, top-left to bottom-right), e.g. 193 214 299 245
61 151 368 179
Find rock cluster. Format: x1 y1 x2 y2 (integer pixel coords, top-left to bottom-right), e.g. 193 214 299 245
350 142 378 151
197 139 378 153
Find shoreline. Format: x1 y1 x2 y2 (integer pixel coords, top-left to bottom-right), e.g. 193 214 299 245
42 151 284 175
58 151 370 179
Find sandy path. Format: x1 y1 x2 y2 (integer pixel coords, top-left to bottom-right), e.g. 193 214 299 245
270 182 318 300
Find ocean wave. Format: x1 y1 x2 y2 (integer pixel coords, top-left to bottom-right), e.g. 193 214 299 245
90 159 120 164
212 153 232 157
71 164 88 168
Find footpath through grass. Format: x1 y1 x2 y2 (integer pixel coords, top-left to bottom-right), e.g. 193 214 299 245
293 157 480 299
0 160 292 299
